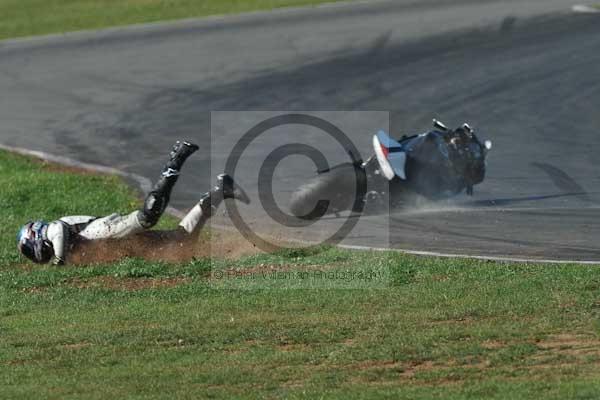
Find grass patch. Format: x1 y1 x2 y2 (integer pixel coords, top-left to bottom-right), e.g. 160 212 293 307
0 0 348 40
2 149 600 399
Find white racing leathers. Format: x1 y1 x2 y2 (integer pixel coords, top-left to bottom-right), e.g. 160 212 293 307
45 205 208 264
178 203 206 234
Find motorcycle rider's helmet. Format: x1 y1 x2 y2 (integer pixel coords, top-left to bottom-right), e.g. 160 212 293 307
17 221 53 264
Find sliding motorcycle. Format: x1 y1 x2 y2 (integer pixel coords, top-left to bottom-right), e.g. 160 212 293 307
289 120 492 219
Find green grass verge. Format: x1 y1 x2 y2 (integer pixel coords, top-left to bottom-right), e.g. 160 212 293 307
0 0 347 41
2 150 600 399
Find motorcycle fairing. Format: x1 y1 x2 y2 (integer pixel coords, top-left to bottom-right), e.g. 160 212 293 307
373 130 406 181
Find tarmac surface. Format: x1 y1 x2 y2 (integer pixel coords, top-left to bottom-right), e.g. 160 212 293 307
1 0 599 261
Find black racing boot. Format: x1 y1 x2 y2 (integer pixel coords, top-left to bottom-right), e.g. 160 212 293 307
138 140 199 228
219 174 250 204
178 174 250 234
198 174 250 216
166 141 200 171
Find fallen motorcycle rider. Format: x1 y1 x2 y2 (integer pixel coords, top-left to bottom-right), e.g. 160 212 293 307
16 141 250 265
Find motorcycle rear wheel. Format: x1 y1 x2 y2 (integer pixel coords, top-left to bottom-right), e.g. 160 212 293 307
289 163 366 220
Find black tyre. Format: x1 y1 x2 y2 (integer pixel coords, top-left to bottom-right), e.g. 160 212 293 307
289 163 366 220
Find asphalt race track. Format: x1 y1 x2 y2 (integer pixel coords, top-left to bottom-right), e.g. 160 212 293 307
1 0 599 261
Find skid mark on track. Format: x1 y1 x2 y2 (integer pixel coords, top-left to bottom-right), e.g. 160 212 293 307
531 162 594 204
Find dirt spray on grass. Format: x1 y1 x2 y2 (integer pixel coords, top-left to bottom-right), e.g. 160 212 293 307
68 227 263 265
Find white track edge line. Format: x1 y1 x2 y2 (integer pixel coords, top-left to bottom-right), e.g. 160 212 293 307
0 0 391 47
